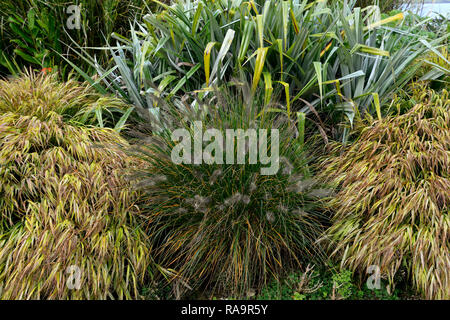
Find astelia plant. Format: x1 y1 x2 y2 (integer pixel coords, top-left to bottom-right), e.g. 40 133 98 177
73 0 446 143
71 0 342 124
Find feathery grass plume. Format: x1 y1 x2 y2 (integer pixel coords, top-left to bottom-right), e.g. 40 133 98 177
0 71 134 131
320 89 450 299
0 74 153 299
130 84 327 298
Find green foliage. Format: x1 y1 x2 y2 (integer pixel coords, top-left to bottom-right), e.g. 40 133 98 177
320 88 450 300
316 3 447 143
130 85 328 298
381 10 434 38
0 6 62 73
356 0 424 12
76 0 338 117
76 0 445 142
0 0 154 77
417 46 450 88
0 1 447 301
0 74 154 299
257 265 400 300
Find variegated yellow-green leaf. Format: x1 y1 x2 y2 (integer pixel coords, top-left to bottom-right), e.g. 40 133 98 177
204 42 218 86
366 12 404 30
252 47 269 93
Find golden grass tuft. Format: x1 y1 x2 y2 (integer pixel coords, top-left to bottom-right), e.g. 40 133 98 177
320 89 449 299
0 74 151 299
0 71 127 126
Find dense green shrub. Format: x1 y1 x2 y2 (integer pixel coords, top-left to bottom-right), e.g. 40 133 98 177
257 266 400 300
0 0 155 77
320 88 450 299
356 0 423 12
0 74 153 299
130 85 328 297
